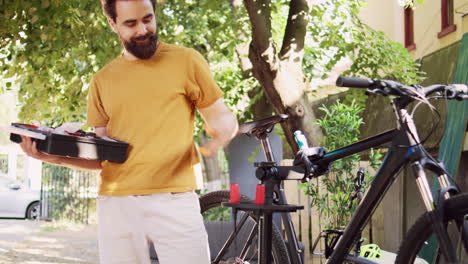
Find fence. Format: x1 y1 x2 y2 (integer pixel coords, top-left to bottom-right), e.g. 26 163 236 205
0 154 7 174
41 164 98 224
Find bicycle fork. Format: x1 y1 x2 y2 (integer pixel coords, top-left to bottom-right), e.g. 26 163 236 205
411 161 468 262
397 101 468 262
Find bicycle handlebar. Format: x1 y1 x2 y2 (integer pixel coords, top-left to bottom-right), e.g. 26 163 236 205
335 76 374 88
336 76 468 100
447 84 468 99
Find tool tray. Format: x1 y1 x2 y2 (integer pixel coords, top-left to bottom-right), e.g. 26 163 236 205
222 202 304 213
9 123 129 163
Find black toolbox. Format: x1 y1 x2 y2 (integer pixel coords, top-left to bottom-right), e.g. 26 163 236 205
10 123 129 163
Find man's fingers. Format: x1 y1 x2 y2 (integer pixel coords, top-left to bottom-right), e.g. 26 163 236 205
19 136 31 153
199 146 212 157
19 136 43 159
200 141 222 157
203 125 219 139
31 141 39 156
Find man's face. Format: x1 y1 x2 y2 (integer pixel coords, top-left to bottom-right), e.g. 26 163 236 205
110 0 158 60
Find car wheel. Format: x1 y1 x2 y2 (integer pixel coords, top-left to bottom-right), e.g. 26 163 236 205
26 201 40 220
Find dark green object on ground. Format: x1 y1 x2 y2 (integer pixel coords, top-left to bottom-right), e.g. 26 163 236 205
438 33 468 177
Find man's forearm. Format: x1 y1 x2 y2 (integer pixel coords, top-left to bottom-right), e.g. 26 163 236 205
199 100 238 142
194 98 240 156
211 112 238 144
43 155 102 170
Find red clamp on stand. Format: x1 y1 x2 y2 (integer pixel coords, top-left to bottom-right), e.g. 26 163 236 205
230 184 240 204
255 184 265 205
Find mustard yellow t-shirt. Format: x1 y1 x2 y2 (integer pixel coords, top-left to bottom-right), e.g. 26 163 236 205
86 42 223 196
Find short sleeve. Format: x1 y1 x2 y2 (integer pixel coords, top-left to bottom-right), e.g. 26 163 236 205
86 76 109 127
185 48 223 108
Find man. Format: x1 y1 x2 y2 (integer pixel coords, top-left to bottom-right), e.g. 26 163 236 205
19 0 239 263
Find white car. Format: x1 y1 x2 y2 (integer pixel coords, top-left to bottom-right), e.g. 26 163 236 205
0 174 40 219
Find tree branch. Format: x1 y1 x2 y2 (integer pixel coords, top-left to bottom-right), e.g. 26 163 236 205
243 0 272 52
279 0 310 59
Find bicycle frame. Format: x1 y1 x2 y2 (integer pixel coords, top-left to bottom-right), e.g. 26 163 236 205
255 96 466 264
218 95 466 264
321 97 467 263
323 129 422 263
268 128 402 264
266 129 397 264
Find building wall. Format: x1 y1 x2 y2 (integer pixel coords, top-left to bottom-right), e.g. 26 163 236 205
359 0 404 43
412 0 468 58
360 0 468 59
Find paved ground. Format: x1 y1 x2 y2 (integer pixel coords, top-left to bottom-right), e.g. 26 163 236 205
0 219 429 264
0 219 99 264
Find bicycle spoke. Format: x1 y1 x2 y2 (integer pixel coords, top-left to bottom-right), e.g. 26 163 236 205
213 212 253 263
456 214 468 253
434 218 458 262
413 218 468 263
239 222 258 260
446 217 468 262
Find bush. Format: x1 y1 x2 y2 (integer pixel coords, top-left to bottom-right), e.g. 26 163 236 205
300 100 382 229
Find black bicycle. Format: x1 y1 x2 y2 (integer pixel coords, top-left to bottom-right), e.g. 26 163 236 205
199 76 468 264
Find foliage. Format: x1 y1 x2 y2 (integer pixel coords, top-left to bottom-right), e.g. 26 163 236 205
300 100 383 229
0 0 426 139
202 206 231 222
1 0 119 126
0 0 255 127
155 1 256 124
399 0 426 8
303 0 425 102
0 87 20 145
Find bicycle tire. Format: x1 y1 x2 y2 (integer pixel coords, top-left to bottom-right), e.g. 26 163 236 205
200 190 291 264
396 193 468 263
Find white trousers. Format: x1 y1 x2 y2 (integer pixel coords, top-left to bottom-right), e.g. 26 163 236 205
97 192 210 264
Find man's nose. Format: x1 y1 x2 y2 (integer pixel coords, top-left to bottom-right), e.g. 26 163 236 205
136 23 148 35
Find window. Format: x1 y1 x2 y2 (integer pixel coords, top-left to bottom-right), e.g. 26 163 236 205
438 0 457 38
404 7 416 50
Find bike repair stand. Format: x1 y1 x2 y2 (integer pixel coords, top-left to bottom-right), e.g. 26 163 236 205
224 128 304 264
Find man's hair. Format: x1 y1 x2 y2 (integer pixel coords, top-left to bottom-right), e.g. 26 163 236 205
102 0 156 22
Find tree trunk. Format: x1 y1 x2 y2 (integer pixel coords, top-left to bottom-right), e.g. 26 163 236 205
243 0 323 154
232 11 273 120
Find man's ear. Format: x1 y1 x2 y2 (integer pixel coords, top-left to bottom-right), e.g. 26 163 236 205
107 17 118 33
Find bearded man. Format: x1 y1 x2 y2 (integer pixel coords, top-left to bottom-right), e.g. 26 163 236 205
19 0 238 263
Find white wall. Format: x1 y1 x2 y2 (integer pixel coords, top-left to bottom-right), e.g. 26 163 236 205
360 0 468 59
359 0 404 43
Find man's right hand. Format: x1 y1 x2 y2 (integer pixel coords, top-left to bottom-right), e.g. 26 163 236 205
18 135 102 170
19 135 56 163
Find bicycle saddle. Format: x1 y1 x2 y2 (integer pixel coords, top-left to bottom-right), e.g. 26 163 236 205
238 114 288 138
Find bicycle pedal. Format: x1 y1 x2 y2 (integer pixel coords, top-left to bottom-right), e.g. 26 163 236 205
219 258 249 264
235 257 249 264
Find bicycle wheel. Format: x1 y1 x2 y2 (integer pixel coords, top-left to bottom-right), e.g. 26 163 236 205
396 193 468 263
200 190 290 264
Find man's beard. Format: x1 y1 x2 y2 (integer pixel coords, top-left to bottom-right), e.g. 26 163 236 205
123 31 158 60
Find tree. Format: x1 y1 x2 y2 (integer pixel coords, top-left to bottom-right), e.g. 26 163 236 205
0 0 424 152
0 0 119 126
241 0 425 152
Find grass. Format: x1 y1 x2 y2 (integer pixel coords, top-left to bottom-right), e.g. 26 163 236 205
39 220 86 232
